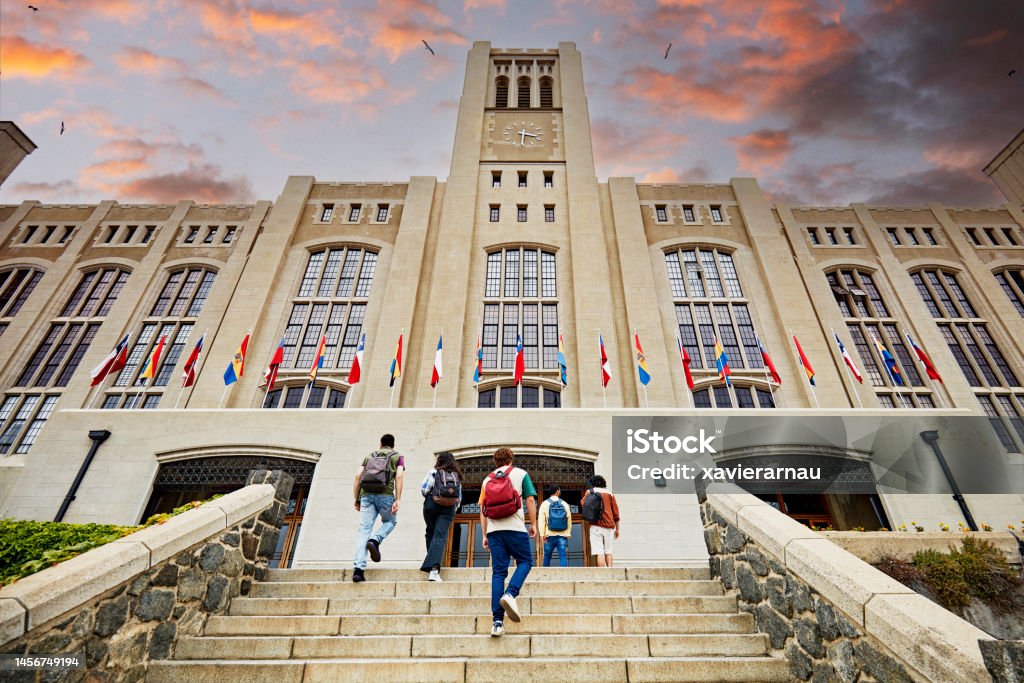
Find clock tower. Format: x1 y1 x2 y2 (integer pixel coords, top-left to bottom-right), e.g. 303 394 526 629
414 42 621 409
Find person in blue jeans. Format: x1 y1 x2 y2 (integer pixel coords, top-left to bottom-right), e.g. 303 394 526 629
478 447 537 637
538 483 571 567
351 434 405 582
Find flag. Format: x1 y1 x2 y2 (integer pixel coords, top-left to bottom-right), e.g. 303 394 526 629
557 334 568 386
635 332 651 386
140 335 167 382
261 338 284 391
676 335 694 390
473 335 483 384
512 334 524 385
793 335 816 386
834 332 863 384
389 333 403 387
308 335 326 385
872 334 904 386
90 333 130 386
599 334 612 388
907 334 942 382
181 334 205 388
757 335 782 384
714 338 731 386
348 333 365 384
431 334 443 388
223 334 249 385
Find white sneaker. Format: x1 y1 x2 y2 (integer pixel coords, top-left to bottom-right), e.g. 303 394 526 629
428 569 443 582
490 621 504 637
499 593 521 622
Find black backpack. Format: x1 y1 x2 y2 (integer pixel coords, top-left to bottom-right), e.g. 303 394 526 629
360 450 398 493
581 488 605 523
431 470 461 506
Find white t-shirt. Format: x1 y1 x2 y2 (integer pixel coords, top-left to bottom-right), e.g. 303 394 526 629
478 466 535 535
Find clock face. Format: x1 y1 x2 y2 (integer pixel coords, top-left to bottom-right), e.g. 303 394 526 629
502 121 545 147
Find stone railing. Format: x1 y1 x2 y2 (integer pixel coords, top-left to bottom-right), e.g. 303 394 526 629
0 469 293 681
819 530 1021 566
699 481 995 682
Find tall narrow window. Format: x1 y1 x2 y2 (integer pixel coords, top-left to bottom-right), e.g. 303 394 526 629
826 228 838 245
544 206 555 223
518 171 528 188
2 267 129 452
655 206 668 222
887 228 901 246
666 247 772 404
827 268 933 407
912 268 1024 442
517 205 527 222
543 172 553 188
490 205 500 223
481 248 559 383
683 206 696 222
102 268 217 409
539 77 553 107
495 77 509 108
348 205 361 222
376 204 389 222
0 267 43 327
905 228 919 245
321 204 334 221
923 227 937 245
710 206 724 223
996 269 1024 317
966 228 981 246
492 172 502 187
843 227 857 245
184 226 199 244
808 228 820 245
517 77 531 108
1003 228 1019 246
984 227 999 245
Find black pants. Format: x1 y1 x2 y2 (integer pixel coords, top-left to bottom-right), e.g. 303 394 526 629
421 498 456 572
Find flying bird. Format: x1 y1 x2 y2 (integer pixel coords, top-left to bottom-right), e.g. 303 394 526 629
664 43 672 59
27 4 39 11
60 121 64 136
422 40 435 56
1010 69 1017 77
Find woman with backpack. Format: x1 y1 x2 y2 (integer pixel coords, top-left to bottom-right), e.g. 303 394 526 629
419 451 463 581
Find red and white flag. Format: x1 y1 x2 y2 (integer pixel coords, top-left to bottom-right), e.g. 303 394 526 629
90 334 130 386
430 334 443 388
676 334 695 390
347 333 365 385
599 334 612 388
261 338 285 391
833 332 863 384
181 334 205 388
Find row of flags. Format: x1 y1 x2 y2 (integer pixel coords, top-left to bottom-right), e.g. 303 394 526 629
88 324 945 396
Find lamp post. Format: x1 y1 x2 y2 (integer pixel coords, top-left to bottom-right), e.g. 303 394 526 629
54 429 111 522
919 430 978 531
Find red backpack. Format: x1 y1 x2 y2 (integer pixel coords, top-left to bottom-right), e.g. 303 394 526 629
482 466 521 519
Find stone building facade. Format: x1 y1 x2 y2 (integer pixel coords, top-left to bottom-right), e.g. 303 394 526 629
0 42 1022 568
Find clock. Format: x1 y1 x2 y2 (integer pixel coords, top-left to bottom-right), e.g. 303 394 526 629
502 121 545 147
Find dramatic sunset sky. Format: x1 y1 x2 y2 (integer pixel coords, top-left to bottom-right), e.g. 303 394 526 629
1 0 1021 206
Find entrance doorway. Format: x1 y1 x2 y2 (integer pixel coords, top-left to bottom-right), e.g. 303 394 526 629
144 455 316 568
445 454 595 567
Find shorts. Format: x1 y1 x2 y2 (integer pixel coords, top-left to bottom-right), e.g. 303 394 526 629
589 525 614 555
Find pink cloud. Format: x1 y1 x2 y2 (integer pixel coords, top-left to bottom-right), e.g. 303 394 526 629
730 128 795 173
3 36 88 79
114 47 186 75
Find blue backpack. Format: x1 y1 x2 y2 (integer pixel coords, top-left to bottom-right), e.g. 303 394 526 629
547 498 569 532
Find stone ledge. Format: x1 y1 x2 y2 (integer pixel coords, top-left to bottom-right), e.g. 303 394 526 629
0 483 276 645
735 504 820 563
704 486 764 525
865 593 993 681
821 531 1021 565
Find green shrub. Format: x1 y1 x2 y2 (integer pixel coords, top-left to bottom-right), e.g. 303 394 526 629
909 538 1024 613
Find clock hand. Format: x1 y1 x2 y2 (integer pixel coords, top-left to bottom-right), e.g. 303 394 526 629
518 128 527 145
522 132 538 138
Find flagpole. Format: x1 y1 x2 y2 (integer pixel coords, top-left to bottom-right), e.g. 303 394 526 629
792 331 820 409
754 331 779 409
432 327 442 409
873 332 909 408
831 328 863 409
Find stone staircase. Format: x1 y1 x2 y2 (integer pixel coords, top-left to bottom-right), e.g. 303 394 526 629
148 566 790 682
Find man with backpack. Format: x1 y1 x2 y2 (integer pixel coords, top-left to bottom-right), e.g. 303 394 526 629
478 447 537 637
351 433 405 582
419 451 463 581
582 475 620 568
538 483 572 567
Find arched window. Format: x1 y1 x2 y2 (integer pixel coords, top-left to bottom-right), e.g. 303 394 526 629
995 268 1024 317
102 267 217 409
0 267 129 454
911 267 1024 449
827 268 934 408
693 384 775 408
665 247 767 387
477 383 561 408
0 266 43 337
481 248 558 375
263 382 346 409
495 77 509 108
284 247 376 377
539 77 553 108
517 77 531 108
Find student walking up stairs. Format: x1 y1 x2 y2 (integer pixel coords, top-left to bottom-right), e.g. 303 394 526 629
149 565 790 682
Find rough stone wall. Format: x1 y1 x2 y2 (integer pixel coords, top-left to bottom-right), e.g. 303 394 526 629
701 498 921 682
0 470 293 682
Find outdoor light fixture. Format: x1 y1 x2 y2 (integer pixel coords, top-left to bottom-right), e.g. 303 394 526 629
919 430 978 531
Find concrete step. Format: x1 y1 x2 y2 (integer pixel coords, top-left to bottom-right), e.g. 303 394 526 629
263 566 711 582
228 594 738 616
248 579 725 599
175 633 771 660
149 656 790 682
204 612 756 636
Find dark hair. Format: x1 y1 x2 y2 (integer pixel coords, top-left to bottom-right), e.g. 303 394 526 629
493 447 514 467
543 483 560 498
380 433 395 448
435 451 463 478
590 475 607 488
